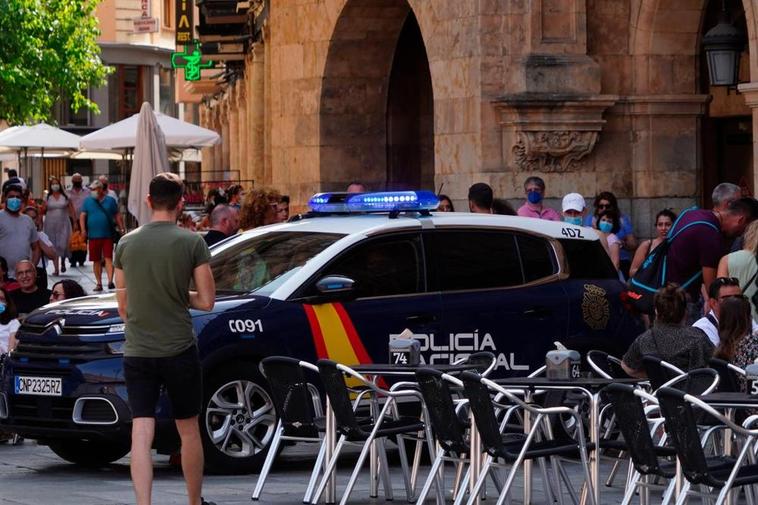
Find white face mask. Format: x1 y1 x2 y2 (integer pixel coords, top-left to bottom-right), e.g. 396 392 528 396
51 184 60 192
91 190 99 198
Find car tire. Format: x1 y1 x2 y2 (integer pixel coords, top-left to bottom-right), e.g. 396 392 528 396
48 439 131 467
201 362 277 474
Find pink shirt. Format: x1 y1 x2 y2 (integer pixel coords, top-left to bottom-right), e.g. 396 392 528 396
516 203 561 221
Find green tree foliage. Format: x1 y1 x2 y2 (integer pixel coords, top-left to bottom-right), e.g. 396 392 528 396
0 0 111 124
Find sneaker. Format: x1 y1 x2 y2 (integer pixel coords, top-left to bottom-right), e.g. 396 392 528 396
93 285 103 292
107 282 115 290
201 498 217 505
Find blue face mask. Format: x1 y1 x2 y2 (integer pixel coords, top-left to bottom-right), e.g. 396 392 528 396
527 190 543 204
598 221 613 234
564 216 582 226
5 197 21 213
0 302 6 315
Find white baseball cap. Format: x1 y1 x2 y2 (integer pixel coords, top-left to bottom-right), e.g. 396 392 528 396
562 193 586 213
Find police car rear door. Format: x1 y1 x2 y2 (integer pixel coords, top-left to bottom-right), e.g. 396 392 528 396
426 229 569 376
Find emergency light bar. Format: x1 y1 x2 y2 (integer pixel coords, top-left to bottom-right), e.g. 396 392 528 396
308 191 439 213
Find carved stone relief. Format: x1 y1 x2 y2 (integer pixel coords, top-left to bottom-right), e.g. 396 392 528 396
511 130 599 172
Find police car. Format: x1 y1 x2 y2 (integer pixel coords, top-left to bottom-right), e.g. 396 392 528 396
0 191 642 473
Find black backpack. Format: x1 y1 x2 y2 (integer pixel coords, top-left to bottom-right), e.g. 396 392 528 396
628 207 719 314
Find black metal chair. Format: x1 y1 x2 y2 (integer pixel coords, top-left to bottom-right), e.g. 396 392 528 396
603 383 678 505
641 356 685 391
657 386 758 505
310 359 431 505
709 358 746 393
252 357 325 503
459 371 596 505
453 351 497 377
586 350 631 380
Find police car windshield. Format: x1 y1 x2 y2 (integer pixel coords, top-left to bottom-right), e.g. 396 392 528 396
209 231 345 294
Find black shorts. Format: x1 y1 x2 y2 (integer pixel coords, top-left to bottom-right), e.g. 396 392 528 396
123 345 202 419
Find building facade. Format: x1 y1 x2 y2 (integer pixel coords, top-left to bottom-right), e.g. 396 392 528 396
190 0 758 236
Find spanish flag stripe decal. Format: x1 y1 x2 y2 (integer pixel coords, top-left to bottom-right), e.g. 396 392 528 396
303 305 328 359
307 304 361 365
333 303 373 364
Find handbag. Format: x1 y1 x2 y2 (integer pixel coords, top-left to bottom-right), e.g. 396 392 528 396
92 197 121 245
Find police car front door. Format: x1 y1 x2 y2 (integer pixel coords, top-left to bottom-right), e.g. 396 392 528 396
303 233 441 366
426 230 569 376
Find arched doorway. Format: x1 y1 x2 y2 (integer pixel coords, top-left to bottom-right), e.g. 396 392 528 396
319 0 434 192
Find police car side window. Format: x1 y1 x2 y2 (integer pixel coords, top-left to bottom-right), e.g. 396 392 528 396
515 234 557 282
319 235 423 298
558 239 618 279
430 231 522 291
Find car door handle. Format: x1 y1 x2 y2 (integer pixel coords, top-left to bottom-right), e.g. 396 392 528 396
406 313 438 324
523 306 552 318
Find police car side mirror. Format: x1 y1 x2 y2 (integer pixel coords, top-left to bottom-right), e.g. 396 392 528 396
316 275 355 296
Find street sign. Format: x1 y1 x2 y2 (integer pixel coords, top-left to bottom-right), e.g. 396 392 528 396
175 0 193 44
133 17 159 33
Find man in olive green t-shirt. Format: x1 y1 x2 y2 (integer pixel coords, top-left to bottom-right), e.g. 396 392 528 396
114 172 215 505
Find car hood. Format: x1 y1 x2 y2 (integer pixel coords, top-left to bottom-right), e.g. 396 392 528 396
22 292 272 328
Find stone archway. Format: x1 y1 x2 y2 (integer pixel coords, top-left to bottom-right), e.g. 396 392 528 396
319 0 434 192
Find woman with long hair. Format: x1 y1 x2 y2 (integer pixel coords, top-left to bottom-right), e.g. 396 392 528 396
715 296 752 362
239 188 281 231
41 176 76 275
718 219 758 322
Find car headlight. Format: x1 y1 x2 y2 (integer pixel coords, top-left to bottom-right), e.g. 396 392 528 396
108 324 125 334
106 341 126 355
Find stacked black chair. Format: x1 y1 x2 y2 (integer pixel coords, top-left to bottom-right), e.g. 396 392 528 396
311 359 430 505
641 356 685 391
252 356 326 503
459 371 596 505
586 350 631 380
603 383 678 505
708 358 745 393
657 386 758 505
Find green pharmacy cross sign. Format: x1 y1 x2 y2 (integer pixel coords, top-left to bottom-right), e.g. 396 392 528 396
171 41 214 81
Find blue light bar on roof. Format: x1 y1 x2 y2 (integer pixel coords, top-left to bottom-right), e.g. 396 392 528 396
308 190 440 213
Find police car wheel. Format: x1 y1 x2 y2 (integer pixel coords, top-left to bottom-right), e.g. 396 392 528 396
48 439 131 467
201 364 277 474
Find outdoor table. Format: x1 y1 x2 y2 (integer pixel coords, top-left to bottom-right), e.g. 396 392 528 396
490 377 642 505
321 363 479 504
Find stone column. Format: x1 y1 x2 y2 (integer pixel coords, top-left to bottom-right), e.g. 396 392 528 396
221 100 231 175
213 106 224 175
236 84 249 184
250 42 266 186
228 88 240 178
738 82 758 193
200 105 214 173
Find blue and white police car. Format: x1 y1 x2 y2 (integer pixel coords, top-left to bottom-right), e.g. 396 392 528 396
0 191 643 473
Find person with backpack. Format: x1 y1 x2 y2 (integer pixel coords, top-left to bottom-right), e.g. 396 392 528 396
637 198 754 324
80 180 125 292
717 219 758 323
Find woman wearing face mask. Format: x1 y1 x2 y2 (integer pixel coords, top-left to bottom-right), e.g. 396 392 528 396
41 177 76 275
629 209 677 278
0 287 20 354
595 209 622 272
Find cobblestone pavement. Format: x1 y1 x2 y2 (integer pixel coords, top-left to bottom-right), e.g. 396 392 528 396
0 438 639 505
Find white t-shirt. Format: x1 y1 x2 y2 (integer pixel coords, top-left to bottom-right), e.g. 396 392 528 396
0 318 20 353
692 310 758 347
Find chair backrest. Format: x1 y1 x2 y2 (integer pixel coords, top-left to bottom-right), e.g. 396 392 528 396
656 386 711 485
459 371 505 457
587 350 631 379
454 352 497 377
604 383 663 476
642 355 683 390
261 356 320 438
415 368 468 454
708 358 741 393
316 359 363 439
664 368 720 396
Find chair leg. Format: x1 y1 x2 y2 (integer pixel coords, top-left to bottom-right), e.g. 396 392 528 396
416 448 446 505
453 466 471 505
310 435 347 505
376 438 395 501
606 457 623 487
673 481 691 505
493 414 547 505
339 433 377 505
549 456 565 505
303 437 327 503
660 477 677 505
465 454 494 505
251 422 284 501
556 459 580 505
620 470 640 505
411 436 424 494
538 457 556 504
395 434 414 502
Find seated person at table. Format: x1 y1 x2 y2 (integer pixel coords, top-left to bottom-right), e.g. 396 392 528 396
621 283 714 378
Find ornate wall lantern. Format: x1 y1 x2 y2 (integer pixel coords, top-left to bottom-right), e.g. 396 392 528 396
702 6 746 87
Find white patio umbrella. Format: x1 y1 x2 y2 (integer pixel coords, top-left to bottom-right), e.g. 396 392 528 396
79 108 220 150
128 102 170 226
0 123 81 177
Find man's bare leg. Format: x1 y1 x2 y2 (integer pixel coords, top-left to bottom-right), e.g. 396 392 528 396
105 257 114 285
93 258 103 287
131 417 156 505
176 416 204 505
